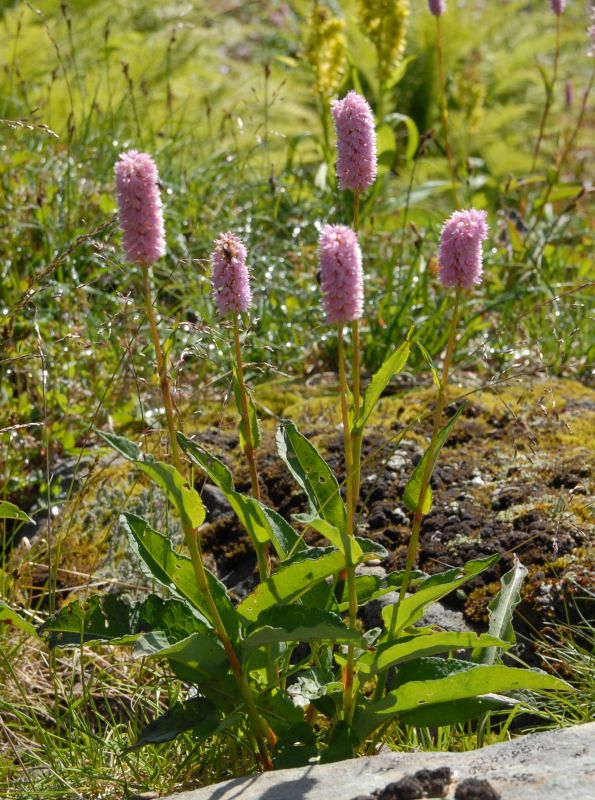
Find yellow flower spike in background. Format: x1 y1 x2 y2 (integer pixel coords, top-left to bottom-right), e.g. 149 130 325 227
305 4 347 97
356 0 410 88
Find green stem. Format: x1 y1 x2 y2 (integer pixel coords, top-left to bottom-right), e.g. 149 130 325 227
142 266 273 768
232 315 275 687
338 327 357 725
436 15 459 208
232 315 270 578
397 287 461 610
532 14 560 171
373 289 462 706
351 192 362 525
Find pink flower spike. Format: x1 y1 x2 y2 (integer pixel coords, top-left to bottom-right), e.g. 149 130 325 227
115 150 166 265
428 0 446 16
550 0 565 15
438 209 489 290
331 91 377 194
319 224 364 325
211 232 252 315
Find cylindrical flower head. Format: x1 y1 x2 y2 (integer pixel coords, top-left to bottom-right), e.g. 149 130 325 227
588 9 595 57
319 224 363 325
211 232 252 315
438 209 489 289
115 150 166 265
331 91 377 193
550 0 565 14
428 0 446 16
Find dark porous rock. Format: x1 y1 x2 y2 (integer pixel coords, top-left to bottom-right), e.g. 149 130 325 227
454 777 501 800
414 767 452 797
377 776 423 800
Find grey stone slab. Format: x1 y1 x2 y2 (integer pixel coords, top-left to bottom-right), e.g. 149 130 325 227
160 723 595 800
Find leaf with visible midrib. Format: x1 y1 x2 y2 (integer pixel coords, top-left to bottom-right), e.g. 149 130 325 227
243 605 365 649
353 340 410 435
123 513 239 642
238 549 346 623
382 555 499 636
276 420 345 533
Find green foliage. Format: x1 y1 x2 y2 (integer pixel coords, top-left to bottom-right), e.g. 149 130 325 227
473 557 529 665
1 0 591 794
402 404 466 515
276 420 346 531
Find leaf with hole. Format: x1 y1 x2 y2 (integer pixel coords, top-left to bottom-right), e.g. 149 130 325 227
276 420 346 532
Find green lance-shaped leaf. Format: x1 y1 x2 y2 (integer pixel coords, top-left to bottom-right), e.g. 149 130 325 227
276 420 346 532
382 555 499 637
243 605 366 650
473 556 528 665
178 433 304 559
126 696 220 751
0 599 37 637
232 360 261 452
353 657 572 741
0 501 35 524
304 517 362 565
352 631 508 676
37 594 203 649
134 630 229 680
176 433 234 494
227 493 305 559
95 429 206 530
336 569 424 612
136 461 205 530
123 513 239 642
353 338 410 436
238 549 346 623
95 429 142 461
402 403 465 515
375 661 572 715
